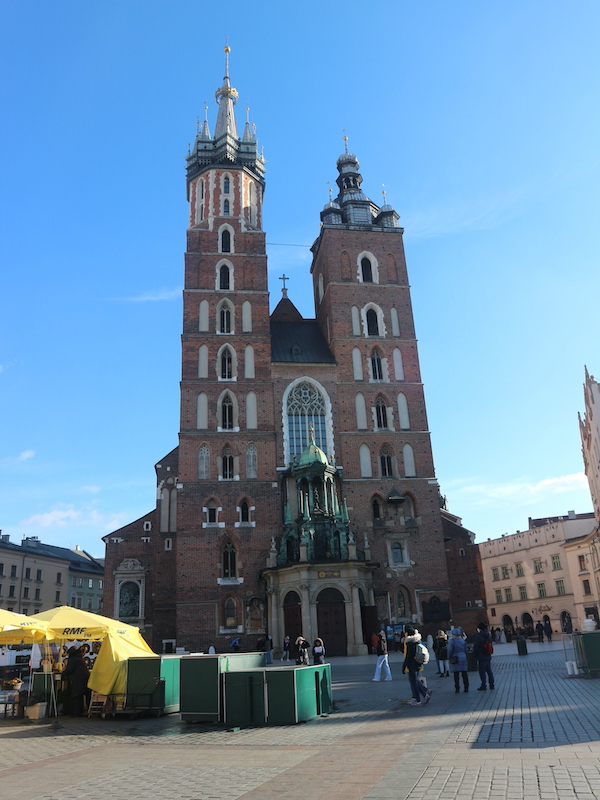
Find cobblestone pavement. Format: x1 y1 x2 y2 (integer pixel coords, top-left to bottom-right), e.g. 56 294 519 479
1 645 600 800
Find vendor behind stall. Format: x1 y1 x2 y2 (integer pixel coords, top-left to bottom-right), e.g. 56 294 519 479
62 647 90 716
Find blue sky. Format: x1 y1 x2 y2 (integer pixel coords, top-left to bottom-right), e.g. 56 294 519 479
1 2 599 557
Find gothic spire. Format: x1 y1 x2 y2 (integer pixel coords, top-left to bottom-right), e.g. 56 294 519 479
214 45 239 140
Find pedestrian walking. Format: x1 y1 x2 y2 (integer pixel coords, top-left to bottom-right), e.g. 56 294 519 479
281 635 291 661
433 630 449 676
447 627 469 693
536 621 544 643
372 631 392 681
473 622 495 690
544 620 553 643
265 635 273 664
313 637 325 665
295 635 310 665
402 625 431 706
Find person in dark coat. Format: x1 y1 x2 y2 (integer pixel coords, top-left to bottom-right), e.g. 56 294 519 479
535 621 544 643
473 622 495 690
544 620 553 642
62 647 90 716
402 626 431 706
447 628 469 693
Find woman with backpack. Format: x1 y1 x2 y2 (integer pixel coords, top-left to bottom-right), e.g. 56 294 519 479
402 626 432 707
433 630 449 676
473 622 495 690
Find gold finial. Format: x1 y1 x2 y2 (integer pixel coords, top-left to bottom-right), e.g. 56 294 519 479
382 184 387 204
343 133 349 153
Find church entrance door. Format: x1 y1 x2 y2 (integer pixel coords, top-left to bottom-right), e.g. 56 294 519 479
282 591 302 646
316 588 347 656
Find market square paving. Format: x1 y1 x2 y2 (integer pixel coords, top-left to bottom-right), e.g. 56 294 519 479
1 642 599 800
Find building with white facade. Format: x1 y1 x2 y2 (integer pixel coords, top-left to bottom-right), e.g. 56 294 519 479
479 511 596 636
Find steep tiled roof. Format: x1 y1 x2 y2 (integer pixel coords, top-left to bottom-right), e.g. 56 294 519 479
270 320 335 363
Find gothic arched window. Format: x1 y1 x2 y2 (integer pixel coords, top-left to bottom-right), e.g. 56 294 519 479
219 302 232 333
223 542 237 578
286 380 327 461
223 198 230 216
371 349 383 381
361 257 373 283
240 501 250 522
222 447 234 479
221 394 234 430
221 229 231 253
366 308 379 336
375 396 388 429
372 497 382 520
223 175 230 194
380 446 393 477
220 347 233 379
220 264 231 290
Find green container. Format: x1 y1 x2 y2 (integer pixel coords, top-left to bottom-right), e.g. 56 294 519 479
572 631 600 676
126 655 181 715
223 669 268 726
222 664 332 726
180 652 266 723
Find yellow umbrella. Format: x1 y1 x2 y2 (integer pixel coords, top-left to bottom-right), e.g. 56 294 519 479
30 606 151 645
0 614 50 644
0 608 31 632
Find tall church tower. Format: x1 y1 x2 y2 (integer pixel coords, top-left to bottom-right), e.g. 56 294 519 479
175 47 279 649
307 145 451 635
103 56 453 655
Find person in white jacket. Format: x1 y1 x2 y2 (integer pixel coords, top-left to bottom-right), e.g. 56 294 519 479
402 626 431 707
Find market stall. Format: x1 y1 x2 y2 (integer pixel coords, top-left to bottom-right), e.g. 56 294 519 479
0 606 155 716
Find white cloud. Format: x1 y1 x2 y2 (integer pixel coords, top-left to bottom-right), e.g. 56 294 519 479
20 507 81 528
16 450 35 462
80 485 101 494
117 287 181 303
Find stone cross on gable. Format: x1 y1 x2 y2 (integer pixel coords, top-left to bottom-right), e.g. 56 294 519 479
279 273 289 298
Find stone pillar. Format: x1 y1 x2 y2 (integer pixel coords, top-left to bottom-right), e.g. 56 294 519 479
348 582 368 655
300 583 312 641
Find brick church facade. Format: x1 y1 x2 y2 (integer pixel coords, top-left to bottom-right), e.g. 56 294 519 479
103 50 453 655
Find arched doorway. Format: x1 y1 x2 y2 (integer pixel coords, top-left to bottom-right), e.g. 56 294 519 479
502 615 514 632
521 612 533 634
283 591 302 644
561 611 573 633
317 588 347 656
